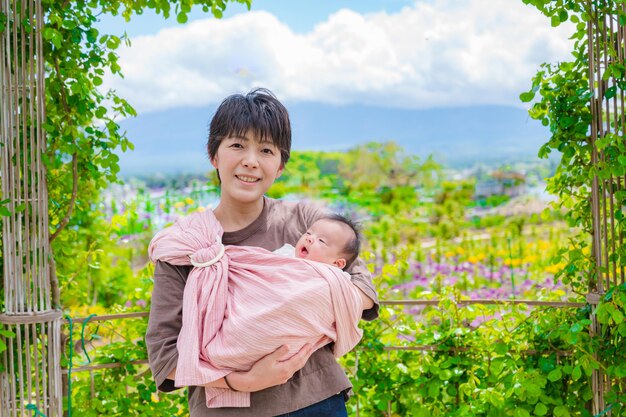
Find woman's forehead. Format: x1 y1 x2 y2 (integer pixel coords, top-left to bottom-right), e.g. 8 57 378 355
224 129 276 145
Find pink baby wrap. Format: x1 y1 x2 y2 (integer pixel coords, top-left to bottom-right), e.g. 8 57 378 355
148 210 364 408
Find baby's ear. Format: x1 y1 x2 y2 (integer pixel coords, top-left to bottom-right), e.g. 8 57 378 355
334 258 347 270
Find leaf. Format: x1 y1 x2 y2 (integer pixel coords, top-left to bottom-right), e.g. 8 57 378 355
0 329 15 338
534 402 548 416
553 405 570 417
605 86 617 99
520 91 535 102
176 12 188 24
611 308 625 324
547 368 562 381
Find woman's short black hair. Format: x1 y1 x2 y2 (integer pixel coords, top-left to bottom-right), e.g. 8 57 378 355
207 88 291 166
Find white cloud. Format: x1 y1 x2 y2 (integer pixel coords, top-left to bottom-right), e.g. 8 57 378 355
103 0 574 113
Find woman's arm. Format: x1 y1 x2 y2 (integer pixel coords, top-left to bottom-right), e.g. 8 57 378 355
164 344 314 392
147 261 315 392
356 287 375 310
345 257 379 320
218 344 314 391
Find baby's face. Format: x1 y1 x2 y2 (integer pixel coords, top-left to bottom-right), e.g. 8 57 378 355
295 219 350 267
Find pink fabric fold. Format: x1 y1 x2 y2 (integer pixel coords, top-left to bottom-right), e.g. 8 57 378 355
148 210 363 409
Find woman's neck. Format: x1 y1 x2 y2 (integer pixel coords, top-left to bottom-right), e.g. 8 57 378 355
213 196 264 232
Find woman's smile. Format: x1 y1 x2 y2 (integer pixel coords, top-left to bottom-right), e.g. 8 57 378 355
235 174 261 183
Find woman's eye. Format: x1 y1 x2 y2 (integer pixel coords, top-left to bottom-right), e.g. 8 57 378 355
262 148 274 154
230 143 243 149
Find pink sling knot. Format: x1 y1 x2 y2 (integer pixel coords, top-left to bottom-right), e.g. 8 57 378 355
190 243 225 268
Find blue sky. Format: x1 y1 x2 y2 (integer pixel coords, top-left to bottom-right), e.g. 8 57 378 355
97 0 417 36
95 0 575 174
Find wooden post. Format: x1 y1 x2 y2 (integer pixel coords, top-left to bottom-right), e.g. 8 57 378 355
0 0 62 415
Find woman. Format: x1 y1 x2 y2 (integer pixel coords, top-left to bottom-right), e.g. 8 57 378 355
146 88 379 417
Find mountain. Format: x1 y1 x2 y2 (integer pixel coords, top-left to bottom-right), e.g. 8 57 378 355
116 102 550 176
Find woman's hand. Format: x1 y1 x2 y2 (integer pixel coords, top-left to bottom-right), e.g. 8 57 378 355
226 344 314 392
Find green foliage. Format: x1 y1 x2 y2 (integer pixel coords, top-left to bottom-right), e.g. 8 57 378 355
343 289 593 417
41 0 251 310
3 0 624 414
67 316 188 415
522 1 626 414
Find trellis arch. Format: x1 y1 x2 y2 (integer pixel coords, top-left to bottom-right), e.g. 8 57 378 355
587 3 626 415
0 0 62 416
0 1 622 416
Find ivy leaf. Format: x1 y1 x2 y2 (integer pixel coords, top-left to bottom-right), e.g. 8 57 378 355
611 308 625 323
520 91 536 102
547 368 562 381
553 405 570 417
0 329 15 338
176 12 188 24
534 402 548 416
605 86 617 99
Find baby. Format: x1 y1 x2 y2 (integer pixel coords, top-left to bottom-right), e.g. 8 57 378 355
275 213 361 271
150 210 366 408
275 213 374 309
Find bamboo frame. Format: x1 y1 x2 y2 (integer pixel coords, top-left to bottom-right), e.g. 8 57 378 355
587 2 626 415
0 0 62 416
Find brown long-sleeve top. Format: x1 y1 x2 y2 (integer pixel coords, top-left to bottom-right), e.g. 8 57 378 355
145 196 380 417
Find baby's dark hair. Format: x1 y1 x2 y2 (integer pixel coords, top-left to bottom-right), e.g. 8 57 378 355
323 213 361 270
207 87 291 166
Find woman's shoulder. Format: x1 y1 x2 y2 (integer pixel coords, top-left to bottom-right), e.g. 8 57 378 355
265 196 328 219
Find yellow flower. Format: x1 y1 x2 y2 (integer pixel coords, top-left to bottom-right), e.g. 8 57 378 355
467 255 479 264
504 258 522 267
185 197 194 205
174 201 184 209
545 263 564 274
523 255 537 264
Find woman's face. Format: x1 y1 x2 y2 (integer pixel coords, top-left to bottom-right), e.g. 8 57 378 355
211 131 284 206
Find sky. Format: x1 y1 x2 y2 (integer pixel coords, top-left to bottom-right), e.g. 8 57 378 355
95 0 576 174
